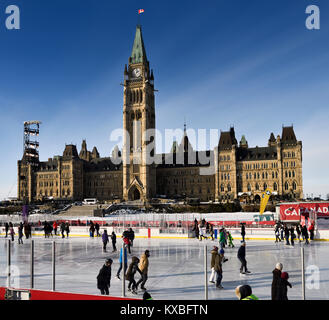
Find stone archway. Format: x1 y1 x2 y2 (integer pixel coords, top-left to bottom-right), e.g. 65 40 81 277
128 185 141 201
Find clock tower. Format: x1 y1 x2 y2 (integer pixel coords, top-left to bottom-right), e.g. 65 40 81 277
122 25 156 202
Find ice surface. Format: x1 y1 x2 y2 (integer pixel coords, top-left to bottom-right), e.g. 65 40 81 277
0 235 328 300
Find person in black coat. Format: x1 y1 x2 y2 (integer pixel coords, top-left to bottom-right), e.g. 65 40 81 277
111 231 117 252
240 223 246 242
125 256 142 294
278 272 292 300
301 225 309 244
128 228 135 247
237 242 250 274
95 223 100 237
5 222 9 238
290 226 295 246
97 258 113 295
272 263 283 300
284 225 290 245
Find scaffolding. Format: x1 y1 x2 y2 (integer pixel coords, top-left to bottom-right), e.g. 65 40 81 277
23 121 41 165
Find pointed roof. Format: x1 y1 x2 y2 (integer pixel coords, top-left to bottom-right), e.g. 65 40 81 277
130 25 148 64
269 132 276 143
281 126 297 144
218 127 238 150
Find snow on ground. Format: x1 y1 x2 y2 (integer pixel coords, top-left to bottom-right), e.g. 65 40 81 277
0 235 328 300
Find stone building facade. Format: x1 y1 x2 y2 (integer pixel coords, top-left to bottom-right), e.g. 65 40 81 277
17 25 303 204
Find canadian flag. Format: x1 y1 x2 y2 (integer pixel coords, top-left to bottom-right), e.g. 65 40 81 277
138 9 144 14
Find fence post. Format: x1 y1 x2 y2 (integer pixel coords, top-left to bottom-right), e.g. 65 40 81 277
204 244 208 300
122 242 126 297
52 241 56 291
301 246 305 300
30 240 34 289
7 239 11 288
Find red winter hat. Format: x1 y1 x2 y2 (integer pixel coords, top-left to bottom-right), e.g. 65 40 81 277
281 272 289 280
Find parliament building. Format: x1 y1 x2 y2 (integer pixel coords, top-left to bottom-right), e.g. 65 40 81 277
17 26 303 204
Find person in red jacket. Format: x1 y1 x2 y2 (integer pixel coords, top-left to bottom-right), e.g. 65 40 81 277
308 221 315 240
53 221 58 236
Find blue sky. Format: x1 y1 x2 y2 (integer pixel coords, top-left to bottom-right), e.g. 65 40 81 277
0 0 328 199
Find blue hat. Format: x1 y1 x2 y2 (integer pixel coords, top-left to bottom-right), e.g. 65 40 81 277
219 249 225 254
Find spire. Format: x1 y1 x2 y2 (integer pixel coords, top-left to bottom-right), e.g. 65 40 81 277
129 25 148 65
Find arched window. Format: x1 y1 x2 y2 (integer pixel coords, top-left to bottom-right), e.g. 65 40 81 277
247 183 251 192
273 182 278 191
263 183 267 190
284 182 289 191
276 171 278 179
255 183 259 191
289 171 291 178
220 184 224 192
292 171 295 178
292 181 297 190
227 184 231 192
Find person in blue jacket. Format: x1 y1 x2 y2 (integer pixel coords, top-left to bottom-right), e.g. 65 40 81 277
116 246 128 280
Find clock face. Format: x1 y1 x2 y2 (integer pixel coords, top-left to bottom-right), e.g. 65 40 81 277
133 68 141 78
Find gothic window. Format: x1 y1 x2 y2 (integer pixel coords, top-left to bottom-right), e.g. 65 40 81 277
140 89 143 103
266 172 268 179
257 173 260 179
249 173 252 179
292 171 295 178
220 184 224 192
293 181 297 190
289 171 291 178
272 172 275 179
227 184 231 192
247 183 251 192
263 183 267 190
284 182 289 191
255 183 259 191
273 182 278 191
276 171 278 179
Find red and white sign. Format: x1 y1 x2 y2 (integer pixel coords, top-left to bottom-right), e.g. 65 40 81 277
279 202 329 221
138 9 144 14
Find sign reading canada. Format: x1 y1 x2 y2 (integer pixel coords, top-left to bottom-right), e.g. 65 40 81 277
279 202 329 221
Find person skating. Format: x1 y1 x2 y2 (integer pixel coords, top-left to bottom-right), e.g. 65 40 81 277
116 246 128 280
126 256 142 294
280 224 284 241
5 222 9 238
209 246 219 284
214 249 224 289
301 225 309 244
97 258 112 295
284 225 290 245
123 235 132 254
235 285 259 300
308 221 315 241
271 262 283 300
136 250 150 291
65 222 70 238
102 229 109 252
240 223 246 242
95 223 100 237
277 272 292 300
111 231 117 252
60 222 66 238
89 221 95 238
237 241 250 274
128 228 135 247
210 224 214 241
53 221 58 236
18 222 24 244
274 223 281 243
9 223 15 242
296 225 302 242
227 230 234 248
219 228 226 249
290 226 295 246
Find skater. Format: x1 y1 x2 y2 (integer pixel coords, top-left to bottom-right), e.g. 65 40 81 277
280 224 284 241
308 221 315 240
210 224 214 241
235 285 259 300
43 221 49 238
102 229 109 252
240 223 246 242
192 219 199 239
18 222 24 244
284 225 290 245
97 258 112 295
227 231 234 248
123 235 132 254
60 222 66 238
209 246 219 284
278 272 292 300
136 250 150 291
53 221 58 236
5 222 9 238
9 223 15 242
215 249 224 289
95 223 100 237
296 224 301 242
89 221 95 238
274 223 281 243
111 231 117 252
290 226 295 246
301 225 309 244
65 222 70 238
271 262 283 300
219 228 226 249
126 256 142 294
24 222 29 239
128 228 135 247
237 241 250 274
116 245 128 280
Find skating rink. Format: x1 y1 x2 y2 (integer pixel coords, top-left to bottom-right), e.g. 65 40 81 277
0 235 328 300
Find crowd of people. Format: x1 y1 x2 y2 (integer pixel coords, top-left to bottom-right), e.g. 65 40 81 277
274 221 315 245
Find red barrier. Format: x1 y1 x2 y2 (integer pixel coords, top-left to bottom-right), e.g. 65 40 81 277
0 287 139 300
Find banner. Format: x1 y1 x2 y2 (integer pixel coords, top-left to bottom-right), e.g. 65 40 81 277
279 202 329 221
259 189 272 215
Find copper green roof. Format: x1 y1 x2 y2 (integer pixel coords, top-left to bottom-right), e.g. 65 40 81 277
130 25 147 64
